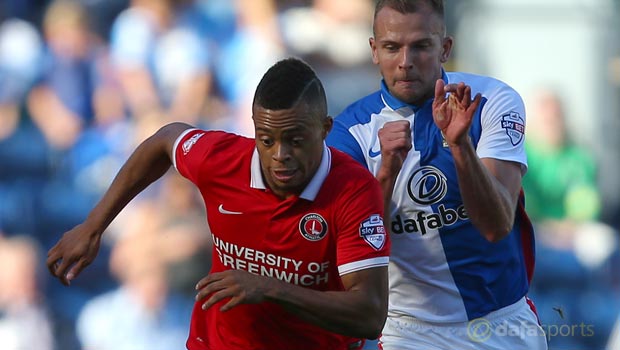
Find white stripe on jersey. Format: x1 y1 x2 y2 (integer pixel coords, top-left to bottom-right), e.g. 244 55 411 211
338 256 390 275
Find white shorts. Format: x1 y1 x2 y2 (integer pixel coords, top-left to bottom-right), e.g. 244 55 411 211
379 297 548 350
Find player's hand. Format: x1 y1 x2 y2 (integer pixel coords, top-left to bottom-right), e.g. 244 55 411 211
46 223 102 286
432 80 482 147
195 270 270 312
378 120 412 176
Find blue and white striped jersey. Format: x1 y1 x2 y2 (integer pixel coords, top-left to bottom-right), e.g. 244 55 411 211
327 71 535 323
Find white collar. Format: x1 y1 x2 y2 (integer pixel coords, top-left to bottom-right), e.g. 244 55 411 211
250 143 331 201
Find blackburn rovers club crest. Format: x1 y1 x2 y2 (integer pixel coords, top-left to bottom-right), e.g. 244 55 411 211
359 214 386 250
501 112 525 146
299 213 328 241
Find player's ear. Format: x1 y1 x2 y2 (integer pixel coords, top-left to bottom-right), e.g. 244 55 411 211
370 37 379 65
322 116 333 138
440 36 453 63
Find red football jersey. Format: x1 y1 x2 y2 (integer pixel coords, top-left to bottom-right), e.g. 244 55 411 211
173 129 390 350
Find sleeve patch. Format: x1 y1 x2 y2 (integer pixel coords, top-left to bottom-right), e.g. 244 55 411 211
501 112 524 146
359 214 387 250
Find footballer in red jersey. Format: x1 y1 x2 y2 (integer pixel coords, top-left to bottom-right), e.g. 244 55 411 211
47 57 390 350
175 129 389 350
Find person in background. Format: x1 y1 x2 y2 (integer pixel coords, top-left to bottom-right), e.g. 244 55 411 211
109 0 213 141
75 202 194 350
208 0 285 136
25 4 122 324
0 18 42 141
523 88 601 224
0 18 48 237
27 0 109 151
0 234 55 350
523 88 617 350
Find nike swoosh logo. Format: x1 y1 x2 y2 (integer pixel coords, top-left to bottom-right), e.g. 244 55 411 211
368 144 381 158
218 204 243 215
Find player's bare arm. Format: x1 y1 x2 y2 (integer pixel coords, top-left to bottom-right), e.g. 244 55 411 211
46 122 193 285
432 79 519 242
376 120 412 224
195 266 388 340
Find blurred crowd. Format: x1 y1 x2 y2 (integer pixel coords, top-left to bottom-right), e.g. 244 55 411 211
0 0 380 349
0 1 618 350
522 88 620 350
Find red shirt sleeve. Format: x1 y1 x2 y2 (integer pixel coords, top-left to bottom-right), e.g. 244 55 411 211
328 153 390 275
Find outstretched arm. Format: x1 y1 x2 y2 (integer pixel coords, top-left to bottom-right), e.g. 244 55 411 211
46 122 193 285
195 266 388 339
433 80 521 242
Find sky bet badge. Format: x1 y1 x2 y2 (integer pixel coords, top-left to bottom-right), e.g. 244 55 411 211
359 214 386 250
501 111 525 146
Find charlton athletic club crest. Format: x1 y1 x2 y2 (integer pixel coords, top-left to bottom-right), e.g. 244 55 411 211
299 213 328 241
359 214 386 250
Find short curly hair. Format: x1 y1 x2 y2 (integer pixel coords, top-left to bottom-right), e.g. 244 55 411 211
252 57 327 119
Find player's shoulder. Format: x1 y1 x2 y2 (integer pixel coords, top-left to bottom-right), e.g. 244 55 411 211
334 90 384 126
446 71 521 98
178 129 253 155
207 129 252 144
328 147 377 183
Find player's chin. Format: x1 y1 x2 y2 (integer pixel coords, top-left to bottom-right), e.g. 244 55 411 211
395 91 421 105
272 182 305 198
393 83 421 102
270 171 305 191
